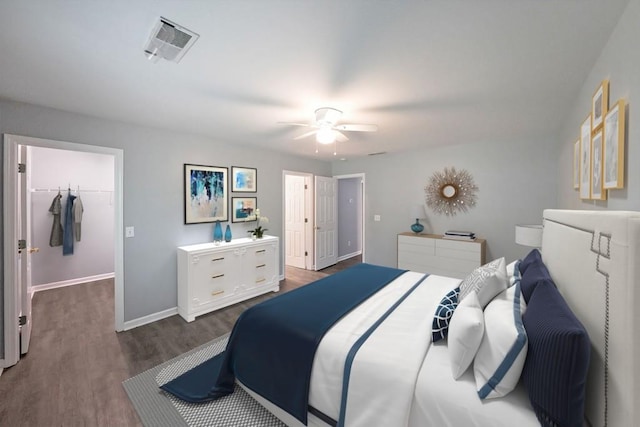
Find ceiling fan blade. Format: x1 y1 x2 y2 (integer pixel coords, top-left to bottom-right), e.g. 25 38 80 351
335 123 378 132
294 130 319 140
277 121 312 127
335 131 349 142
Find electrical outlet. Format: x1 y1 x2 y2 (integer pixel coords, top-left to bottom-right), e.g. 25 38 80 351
374 215 381 222
125 226 135 238
348 240 351 247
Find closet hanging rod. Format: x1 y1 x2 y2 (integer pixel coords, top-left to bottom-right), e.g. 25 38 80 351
30 188 113 193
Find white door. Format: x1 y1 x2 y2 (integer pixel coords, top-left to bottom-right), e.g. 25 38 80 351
19 145 33 354
285 175 306 269
314 176 337 270
3 140 33 366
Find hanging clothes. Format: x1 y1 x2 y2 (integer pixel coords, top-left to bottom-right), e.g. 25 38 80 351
48 191 63 247
73 193 84 241
63 192 76 256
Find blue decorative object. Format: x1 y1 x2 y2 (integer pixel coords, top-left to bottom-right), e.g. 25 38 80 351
224 224 232 242
213 221 223 243
411 220 424 234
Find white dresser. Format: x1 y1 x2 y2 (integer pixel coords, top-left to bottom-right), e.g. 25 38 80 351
177 236 279 322
397 233 486 280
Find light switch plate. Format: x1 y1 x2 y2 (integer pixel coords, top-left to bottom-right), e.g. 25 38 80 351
125 226 135 238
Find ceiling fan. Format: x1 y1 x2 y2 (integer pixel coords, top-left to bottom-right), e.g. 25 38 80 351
279 107 378 145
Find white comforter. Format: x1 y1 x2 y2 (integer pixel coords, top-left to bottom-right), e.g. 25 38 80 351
308 272 461 427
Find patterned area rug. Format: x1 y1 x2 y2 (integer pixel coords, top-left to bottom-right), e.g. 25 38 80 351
122 334 286 427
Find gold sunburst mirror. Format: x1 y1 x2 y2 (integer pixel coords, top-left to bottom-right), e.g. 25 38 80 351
425 167 478 216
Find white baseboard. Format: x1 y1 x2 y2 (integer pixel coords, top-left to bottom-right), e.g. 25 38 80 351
123 306 178 331
337 251 362 263
32 272 115 293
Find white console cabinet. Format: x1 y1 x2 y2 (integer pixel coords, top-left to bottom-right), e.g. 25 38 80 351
397 233 486 280
177 236 279 322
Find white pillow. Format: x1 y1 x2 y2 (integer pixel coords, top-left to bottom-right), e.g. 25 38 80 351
448 291 484 379
473 282 528 399
458 257 508 308
506 259 522 286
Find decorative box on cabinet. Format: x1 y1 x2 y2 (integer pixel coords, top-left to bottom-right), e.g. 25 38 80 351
397 233 486 280
177 236 279 322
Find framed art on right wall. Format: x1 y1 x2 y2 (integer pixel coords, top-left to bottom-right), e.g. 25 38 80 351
579 114 592 200
591 80 609 131
604 99 625 189
591 129 606 201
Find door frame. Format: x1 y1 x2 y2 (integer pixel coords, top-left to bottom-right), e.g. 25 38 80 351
281 171 366 274
2 134 124 368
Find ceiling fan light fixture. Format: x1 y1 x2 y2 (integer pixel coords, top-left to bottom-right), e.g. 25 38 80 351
316 126 336 144
315 107 342 125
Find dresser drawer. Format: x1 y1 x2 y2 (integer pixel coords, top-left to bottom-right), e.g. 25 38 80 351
397 233 486 279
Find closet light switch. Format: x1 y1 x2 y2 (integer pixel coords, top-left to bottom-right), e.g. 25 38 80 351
125 227 135 238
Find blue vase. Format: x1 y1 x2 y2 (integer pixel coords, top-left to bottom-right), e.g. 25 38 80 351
213 221 223 242
410 219 424 234
224 224 232 242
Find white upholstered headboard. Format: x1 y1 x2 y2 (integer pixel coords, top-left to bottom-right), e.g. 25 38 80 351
541 210 640 427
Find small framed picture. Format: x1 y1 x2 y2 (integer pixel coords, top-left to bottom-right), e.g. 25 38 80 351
231 166 257 193
591 80 609 132
579 115 592 200
603 99 625 189
184 164 228 224
231 197 257 222
591 129 606 201
573 139 580 189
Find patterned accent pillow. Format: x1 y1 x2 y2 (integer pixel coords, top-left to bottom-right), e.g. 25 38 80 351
431 287 460 342
458 257 509 308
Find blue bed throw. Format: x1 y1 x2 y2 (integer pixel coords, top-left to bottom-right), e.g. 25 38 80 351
160 263 406 424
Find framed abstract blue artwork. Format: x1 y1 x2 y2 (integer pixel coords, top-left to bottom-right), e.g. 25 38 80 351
184 164 228 224
231 166 257 193
231 197 256 222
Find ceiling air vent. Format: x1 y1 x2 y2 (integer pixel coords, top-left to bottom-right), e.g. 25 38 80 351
144 17 199 63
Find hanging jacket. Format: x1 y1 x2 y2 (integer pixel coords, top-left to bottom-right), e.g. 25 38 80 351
48 193 63 247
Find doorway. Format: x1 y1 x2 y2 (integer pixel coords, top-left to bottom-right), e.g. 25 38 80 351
2 134 124 368
282 171 364 274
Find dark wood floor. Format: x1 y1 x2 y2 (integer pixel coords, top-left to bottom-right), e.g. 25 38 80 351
0 256 361 426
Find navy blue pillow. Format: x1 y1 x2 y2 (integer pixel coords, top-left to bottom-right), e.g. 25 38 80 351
522 279 590 427
520 253 553 303
518 249 542 276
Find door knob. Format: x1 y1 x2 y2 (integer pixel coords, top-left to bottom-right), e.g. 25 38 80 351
29 247 40 254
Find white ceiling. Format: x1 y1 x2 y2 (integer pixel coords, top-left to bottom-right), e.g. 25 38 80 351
0 0 630 160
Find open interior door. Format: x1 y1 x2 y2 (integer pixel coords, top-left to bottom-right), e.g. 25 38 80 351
285 174 306 269
314 176 337 270
3 138 33 367
19 145 33 355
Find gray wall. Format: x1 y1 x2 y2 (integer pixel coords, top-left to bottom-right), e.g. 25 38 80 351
556 0 640 210
0 99 331 343
337 177 362 258
332 137 559 268
30 147 115 285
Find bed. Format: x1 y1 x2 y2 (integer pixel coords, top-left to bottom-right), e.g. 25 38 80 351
164 209 640 427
